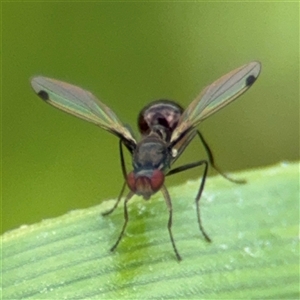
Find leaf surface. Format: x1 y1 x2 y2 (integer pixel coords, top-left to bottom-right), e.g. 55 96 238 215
2 162 299 299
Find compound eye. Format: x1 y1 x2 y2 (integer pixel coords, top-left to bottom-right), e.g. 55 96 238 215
127 171 136 193
150 169 164 192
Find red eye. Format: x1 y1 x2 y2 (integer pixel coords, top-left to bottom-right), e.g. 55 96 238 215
149 169 164 192
127 171 136 193
126 170 164 197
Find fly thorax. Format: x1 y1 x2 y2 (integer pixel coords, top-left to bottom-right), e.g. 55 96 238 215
132 135 171 172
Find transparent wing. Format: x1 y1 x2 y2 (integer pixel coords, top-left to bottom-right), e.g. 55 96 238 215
31 76 136 146
171 61 261 143
171 129 197 164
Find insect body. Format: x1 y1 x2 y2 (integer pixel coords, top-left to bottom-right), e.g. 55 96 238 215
31 61 261 260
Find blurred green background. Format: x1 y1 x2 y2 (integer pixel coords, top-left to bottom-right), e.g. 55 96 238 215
2 2 299 234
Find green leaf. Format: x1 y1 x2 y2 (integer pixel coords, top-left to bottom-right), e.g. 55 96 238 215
2 162 299 299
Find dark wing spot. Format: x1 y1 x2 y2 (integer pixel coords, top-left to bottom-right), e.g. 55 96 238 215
246 75 257 86
37 90 49 101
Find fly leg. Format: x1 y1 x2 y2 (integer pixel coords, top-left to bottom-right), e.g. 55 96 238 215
110 191 134 252
102 139 134 252
167 160 211 243
161 185 182 261
102 181 126 216
102 139 130 216
197 130 246 184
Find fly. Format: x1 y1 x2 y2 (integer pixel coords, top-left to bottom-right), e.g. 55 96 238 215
31 61 261 260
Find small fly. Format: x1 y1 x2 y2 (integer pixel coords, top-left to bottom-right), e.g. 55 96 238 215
31 61 261 260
